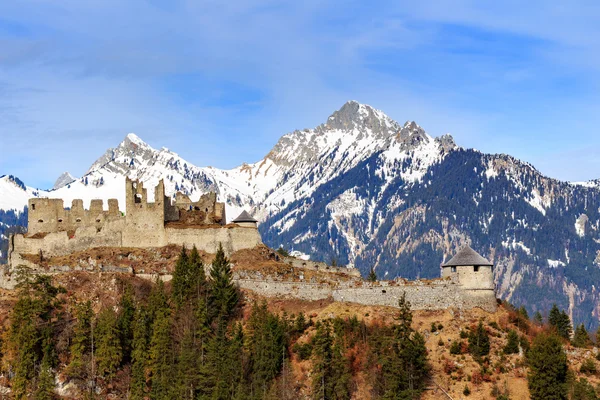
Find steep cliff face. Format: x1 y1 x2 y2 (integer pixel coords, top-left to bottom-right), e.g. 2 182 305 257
1 101 600 329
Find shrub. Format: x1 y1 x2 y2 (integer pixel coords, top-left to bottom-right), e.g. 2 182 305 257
438 338 444 346
580 358 597 375
431 322 438 333
489 321 500 330
292 342 313 360
437 323 443 331
460 330 469 339
450 341 461 355
463 385 471 396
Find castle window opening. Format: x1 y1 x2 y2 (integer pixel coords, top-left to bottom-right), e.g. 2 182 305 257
381 290 386 293
37 219 43 223
76 218 82 222
135 194 142 204
451 266 457 273
474 266 480 272
96 219 101 223
31 203 35 210
58 219 63 223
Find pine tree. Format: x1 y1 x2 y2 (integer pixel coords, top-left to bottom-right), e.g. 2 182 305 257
503 329 520 354
175 327 199 400
533 311 543 325
468 321 490 358
549 304 572 339
172 246 190 307
209 243 240 322
189 245 207 302
131 308 150 400
368 268 377 282
148 309 172 400
571 378 599 400
527 333 568 400
573 324 591 348
371 293 429 399
34 354 55 400
246 301 287 396
518 306 529 320
6 267 64 399
204 316 234 399
67 300 93 379
311 319 334 399
95 307 123 379
117 283 135 363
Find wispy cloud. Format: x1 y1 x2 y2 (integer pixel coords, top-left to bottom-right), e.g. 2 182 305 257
0 0 599 187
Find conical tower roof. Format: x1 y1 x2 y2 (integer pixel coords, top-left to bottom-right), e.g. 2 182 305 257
232 210 257 223
442 245 492 267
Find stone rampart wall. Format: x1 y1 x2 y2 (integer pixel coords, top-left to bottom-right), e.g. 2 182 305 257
165 226 262 255
282 257 362 277
235 278 497 312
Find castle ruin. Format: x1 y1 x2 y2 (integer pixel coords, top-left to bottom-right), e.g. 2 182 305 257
5 179 497 312
8 178 261 268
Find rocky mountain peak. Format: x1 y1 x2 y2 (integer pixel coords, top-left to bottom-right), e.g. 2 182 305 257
52 172 76 190
321 101 400 136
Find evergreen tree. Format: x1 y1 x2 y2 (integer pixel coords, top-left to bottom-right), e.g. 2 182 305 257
95 307 123 379
172 246 190 307
117 283 135 363
571 378 599 400
67 300 93 379
148 308 172 400
573 324 591 348
148 278 169 320
549 304 572 339
209 243 240 322
204 316 235 399
34 354 55 400
533 311 543 325
5 267 64 399
468 321 490 358
175 327 199 400
246 301 287 396
527 333 568 400
518 306 529 320
503 329 520 354
131 307 150 400
368 268 377 282
372 293 429 399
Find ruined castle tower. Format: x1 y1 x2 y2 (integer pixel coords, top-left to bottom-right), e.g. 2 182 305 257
441 245 496 309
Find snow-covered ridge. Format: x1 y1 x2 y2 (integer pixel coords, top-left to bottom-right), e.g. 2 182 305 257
0 101 453 224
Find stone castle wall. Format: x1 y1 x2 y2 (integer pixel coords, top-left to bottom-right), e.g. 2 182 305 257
235 275 497 312
8 178 257 266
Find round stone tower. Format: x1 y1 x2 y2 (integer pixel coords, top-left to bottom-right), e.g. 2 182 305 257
232 210 258 228
442 245 497 310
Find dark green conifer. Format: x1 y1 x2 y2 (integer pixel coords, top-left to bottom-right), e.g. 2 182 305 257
468 321 490 358
527 333 568 400
130 307 150 400
503 329 520 354
533 311 543 325
67 300 93 378
209 243 240 321
368 268 377 282
117 283 135 363
95 307 123 379
573 324 591 348
148 309 172 400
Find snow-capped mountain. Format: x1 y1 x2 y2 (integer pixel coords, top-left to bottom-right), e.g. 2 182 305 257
52 172 76 190
2 100 600 329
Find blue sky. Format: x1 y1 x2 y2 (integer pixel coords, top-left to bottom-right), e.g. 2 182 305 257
0 0 599 188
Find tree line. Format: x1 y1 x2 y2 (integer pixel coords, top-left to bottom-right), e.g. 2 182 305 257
1 245 430 399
